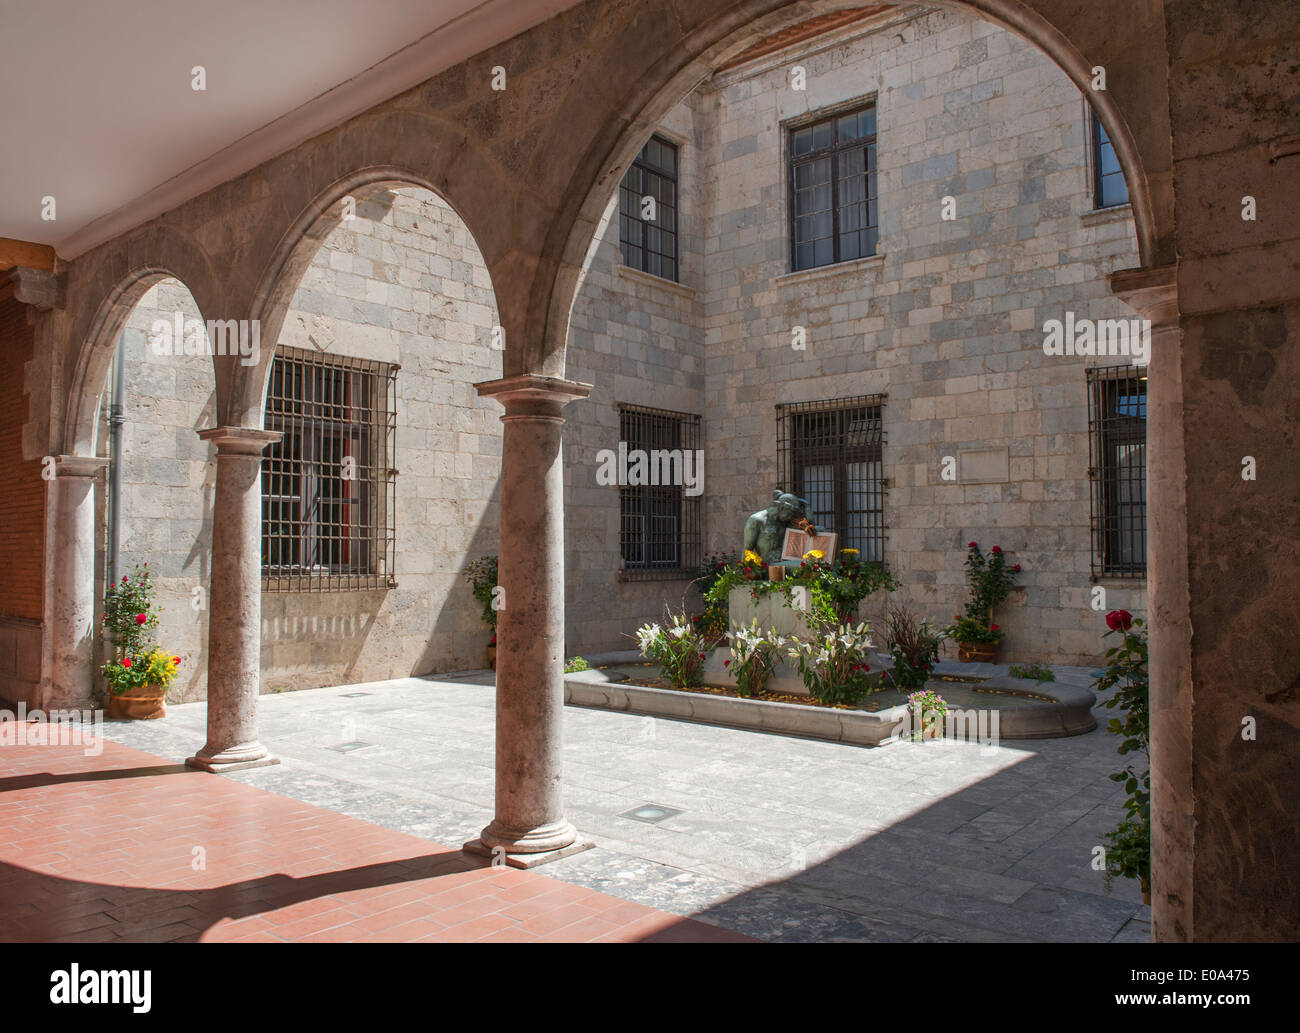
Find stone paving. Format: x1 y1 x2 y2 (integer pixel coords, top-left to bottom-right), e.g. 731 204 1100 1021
93 663 1151 943
0 737 751 942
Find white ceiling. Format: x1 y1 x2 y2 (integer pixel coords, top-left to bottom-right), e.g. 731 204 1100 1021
0 0 584 257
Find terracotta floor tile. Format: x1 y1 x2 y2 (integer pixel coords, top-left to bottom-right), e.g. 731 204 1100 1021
0 738 756 944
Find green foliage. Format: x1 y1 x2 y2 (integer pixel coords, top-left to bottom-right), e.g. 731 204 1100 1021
787 622 875 706
702 551 898 630
103 648 180 696
563 656 590 673
884 605 945 691
946 614 1001 644
463 555 499 630
1094 614 1150 890
635 613 709 688
1008 662 1056 682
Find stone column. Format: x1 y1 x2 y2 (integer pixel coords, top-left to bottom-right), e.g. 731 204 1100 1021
49 455 109 710
1109 265 1189 940
465 374 592 867
187 427 281 773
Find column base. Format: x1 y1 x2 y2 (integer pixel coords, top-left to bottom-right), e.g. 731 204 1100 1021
185 742 280 773
462 836 594 870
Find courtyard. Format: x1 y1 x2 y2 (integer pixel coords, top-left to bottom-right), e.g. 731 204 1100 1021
2 666 1147 943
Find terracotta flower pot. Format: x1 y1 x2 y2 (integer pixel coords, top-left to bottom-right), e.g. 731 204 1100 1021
486 645 496 670
108 683 166 720
956 641 998 663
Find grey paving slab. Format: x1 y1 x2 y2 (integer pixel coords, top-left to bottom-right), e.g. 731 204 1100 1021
98 669 1149 942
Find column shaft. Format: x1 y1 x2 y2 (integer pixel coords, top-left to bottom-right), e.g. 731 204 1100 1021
187 427 280 772
470 374 591 860
49 456 108 709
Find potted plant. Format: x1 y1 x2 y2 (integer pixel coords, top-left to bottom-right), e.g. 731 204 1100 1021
949 615 1001 663
635 612 708 688
463 555 499 668
947 542 1020 662
907 689 949 740
101 564 179 720
884 605 946 689
104 648 181 720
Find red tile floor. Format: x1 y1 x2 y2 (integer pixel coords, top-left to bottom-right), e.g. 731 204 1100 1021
0 736 752 943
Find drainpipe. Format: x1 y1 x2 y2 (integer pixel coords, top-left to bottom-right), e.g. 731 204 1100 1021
106 332 126 587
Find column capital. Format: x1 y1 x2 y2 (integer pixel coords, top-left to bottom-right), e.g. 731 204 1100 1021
1109 264 1179 326
198 426 282 455
474 374 592 417
54 455 109 479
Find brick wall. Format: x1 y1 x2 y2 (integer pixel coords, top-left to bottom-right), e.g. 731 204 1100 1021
0 295 46 621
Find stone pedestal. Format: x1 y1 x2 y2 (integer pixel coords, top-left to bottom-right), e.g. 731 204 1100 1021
49 455 109 710
702 586 888 696
465 374 594 867
187 427 281 773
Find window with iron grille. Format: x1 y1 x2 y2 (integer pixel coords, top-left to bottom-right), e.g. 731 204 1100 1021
1091 111 1130 209
262 346 398 591
789 103 878 272
1087 365 1147 578
619 136 679 282
617 404 701 579
776 396 886 564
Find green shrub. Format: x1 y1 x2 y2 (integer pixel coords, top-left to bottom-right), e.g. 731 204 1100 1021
563 656 590 673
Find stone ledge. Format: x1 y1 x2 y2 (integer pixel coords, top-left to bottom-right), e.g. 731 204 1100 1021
565 673 907 747
614 262 698 299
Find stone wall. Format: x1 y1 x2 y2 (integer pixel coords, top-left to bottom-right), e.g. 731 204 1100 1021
111 279 217 702
110 188 504 697
563 6 1148 664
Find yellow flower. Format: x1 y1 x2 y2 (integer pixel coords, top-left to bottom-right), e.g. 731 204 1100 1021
842 548 859 555
803 549 825 560
743 550 762 564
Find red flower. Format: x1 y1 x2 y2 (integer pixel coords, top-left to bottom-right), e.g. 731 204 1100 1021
991 624 999 631
489 634 497 645
967 541 977 549
135 613 147 625
122 658 132 668
121 576 128 583
991 546 1002 554
1106 609 1134 631
724 659 731 667
1013 564 1021 572
173 656 181 665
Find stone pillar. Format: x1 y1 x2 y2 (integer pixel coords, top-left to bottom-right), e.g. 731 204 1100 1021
49 455 109 710
465 374 592 867
187 427 281 773
1109 266 1189 940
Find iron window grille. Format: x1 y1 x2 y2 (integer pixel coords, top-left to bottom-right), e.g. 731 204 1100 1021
1091 111 1130 209
617 404 702 579
1087 364 1147 579
776 395 886 564
262 345 398 591
619 135 679 282
789 103 878 272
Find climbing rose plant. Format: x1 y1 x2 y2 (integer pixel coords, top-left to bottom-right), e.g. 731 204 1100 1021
1094 611 1150 895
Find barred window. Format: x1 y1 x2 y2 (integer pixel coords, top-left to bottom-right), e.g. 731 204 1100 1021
789 103 878 272
777 396 886 564
262 346 398 591
1088 365 1147 578
1091 111 1130 209
619 136 679 282
617 404 701 579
